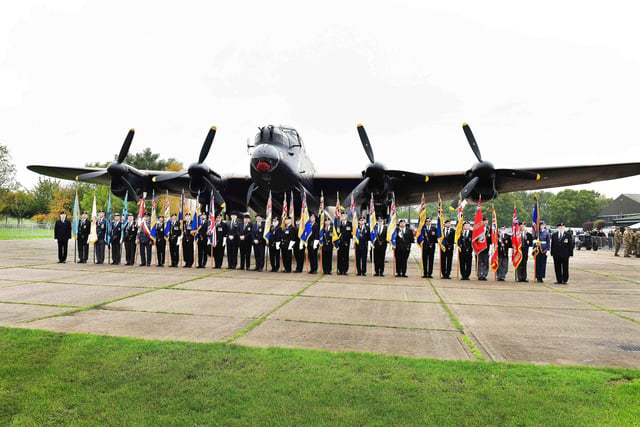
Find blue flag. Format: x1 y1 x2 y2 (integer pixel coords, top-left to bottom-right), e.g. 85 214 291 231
106 192 112 246
121 191 128 242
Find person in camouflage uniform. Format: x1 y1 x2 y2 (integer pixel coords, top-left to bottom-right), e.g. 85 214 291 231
635 230 640 258
614 227 623 256
623 227 633 257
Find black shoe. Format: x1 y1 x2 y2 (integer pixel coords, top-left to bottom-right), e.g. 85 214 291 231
379 274 384 277
402 274 407 278
325 272 332 275
442 276 450 279
139 264 146 267
497 278 505 281
478 277 487 281
422 275 428 278
538 279 544 283
461 277 469 280
554 281 562 284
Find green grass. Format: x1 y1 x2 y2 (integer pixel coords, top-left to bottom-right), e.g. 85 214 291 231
0 228 51 239
1 328 638 425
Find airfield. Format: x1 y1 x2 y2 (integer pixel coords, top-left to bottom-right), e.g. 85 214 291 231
0 239 638 368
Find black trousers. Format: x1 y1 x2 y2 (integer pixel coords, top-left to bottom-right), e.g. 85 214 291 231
516 254 528 281
95 239 105 263
156 241 166 266
56 239 68 262
553 256 570 283
169 241 179 266
124 240 136 265
139 242 151 265
183 239 194 267
239 242 251 270
78 239 89 262
459 251 472 279
294 245 305 272
213 244 225 268
308 245 318 273
197 240 208 267
111 240 121 264
253 243 265 270
374 246 386 275
321 246 333 274
227 239 239 268
440 249 453 277
395 248 409 276
421 246 435 276
356 248 367 275
337 244 349 274
281 248 292 272
269 245 280 271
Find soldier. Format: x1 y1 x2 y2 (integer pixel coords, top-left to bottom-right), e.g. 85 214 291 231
516 222 533 282
239 214 253 270
394 219 413 277
355 216 370 276
95 210 107 264
281 217 295 272
372 217 387 276
420 217 437 279
182 212 194 268
457 221 473 280
212 213 228 269
54 211 71 263
268 217 282 272
337 212 353 275
440 219 455 279
110 213 122 265
551 222 573 284
306 213 320 274
138 212 152 266
196 213 209 268
168 213 181 267
613 226 623 257
155 216 166 267
496 226 512 281
226 212 240 269
320 217 334 274
123 213 137 266
635 230 640 258
77 211 91 263
293 218 305 273
252 213 266 271
477 217 492 280
623 227 633 257
534 220 551 283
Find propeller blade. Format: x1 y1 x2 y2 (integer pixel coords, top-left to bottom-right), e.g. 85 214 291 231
245 183 257 208
153 170 188 183
495 169 541 181
451 176 480 209
201 174 226 207
76 170 108 181
117 129 135 163
120 176 139 202
357 124 375 164
462 123 482 162
341 177 371 209
198 126 217 164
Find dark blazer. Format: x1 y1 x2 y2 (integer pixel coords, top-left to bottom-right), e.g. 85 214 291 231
551 232 574 258
442 227 455 252
110 220 122 243
374 225 388 250
395 226 414 252
421 225 438 250
516 230 533 256
169 220 182 244
124 221 138 242
268 226 282 248
498 233 512 257
339 221 353 246
355 225 370 251
457 230 473 255
54 219 72 241
77 219 91 242
213 221 228 247
251 221 265 244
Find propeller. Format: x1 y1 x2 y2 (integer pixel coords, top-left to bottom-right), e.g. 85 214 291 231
154 126 225 206
450 123 540 209
76 129 140 201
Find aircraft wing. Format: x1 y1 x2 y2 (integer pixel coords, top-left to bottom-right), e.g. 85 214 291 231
27 165 113 186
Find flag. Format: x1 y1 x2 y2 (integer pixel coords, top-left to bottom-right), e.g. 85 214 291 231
436 194 446 252
289 191 295 226
106 192 112 246
72 188 80 240
350 192 358 243
454 194 464 251
490 206 499 272
471 197 487 255
369 193 377 244
386 193 397 248
532 194 541 257
512 205 523 268
139 193 152 238
318 191 326 246
263 191 272 243
299 191 312 243
190 191 201 235
281 193 288 230
178 190 185 222
121 191 128 242
332 191 341 248
164 191 171 238
149 191 157 241
415 193 426 247
208 190 216 246
89 195 98 244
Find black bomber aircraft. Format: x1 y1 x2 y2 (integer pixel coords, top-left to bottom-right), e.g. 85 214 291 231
28 123 640 216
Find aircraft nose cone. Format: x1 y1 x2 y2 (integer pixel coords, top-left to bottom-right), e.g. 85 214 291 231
251 144 280 173
256 161 270 173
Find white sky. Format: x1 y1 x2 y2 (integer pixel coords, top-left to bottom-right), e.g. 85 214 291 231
2 0 639 199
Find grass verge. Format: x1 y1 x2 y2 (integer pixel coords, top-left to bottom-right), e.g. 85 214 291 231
1 327 639 425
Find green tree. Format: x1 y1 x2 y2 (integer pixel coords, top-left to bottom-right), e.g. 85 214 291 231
1 190 31 224
545 190 604 227
125 148 180 171
28 177 60 217
0 145 17 191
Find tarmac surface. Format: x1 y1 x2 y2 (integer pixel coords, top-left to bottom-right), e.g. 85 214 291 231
1 239 639 368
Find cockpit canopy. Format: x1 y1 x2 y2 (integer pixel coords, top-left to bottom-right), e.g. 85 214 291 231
255 125 302 149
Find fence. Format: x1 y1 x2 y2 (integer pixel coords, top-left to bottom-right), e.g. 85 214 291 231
0 222 53 238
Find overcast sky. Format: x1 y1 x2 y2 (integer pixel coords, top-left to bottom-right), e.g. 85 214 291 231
2 1 639 199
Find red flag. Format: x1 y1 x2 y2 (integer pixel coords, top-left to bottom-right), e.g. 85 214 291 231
471 197 487 254
511 205 523 268
490 206 499 272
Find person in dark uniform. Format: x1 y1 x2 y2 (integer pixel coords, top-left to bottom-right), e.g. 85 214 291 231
110 213 122 265
182 212 194 268
212 213 228 268
420 217 437 278
440 219 454 279
551 222 573 284
123 213 137 266
168 213 181 267
252 213 266 271
155 215 166 267
534 220 551 283
226 212 240 269
457 221 473 280
293 218 306 273
239 214 253 270
320 217 334 274
496 226 512 281
306 213 320 274
373 217 387 276
196 213 209 268
54 211 72 263
95 210 107 264
355 216 370 276
516 222 533 282
337 212 353 275
268 217 282 272
477 217 492 280
77 211 91 263
394 219 413 277
138 212 152 266
280 217 295 272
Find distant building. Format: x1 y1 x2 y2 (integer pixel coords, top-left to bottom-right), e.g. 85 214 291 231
597 194 640 226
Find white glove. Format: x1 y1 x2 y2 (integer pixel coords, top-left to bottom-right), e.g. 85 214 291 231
299 241 304 250
288 241 295 251
276 242 281 250
313 240 319 250
228 235 234 240
240 235 245 240
222 237 226 247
